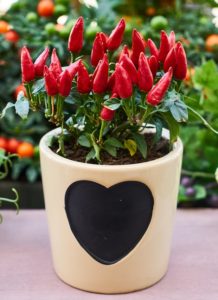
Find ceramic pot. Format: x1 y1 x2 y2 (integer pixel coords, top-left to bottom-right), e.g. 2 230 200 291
39 128 183 294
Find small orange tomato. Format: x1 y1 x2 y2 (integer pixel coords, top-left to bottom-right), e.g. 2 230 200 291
17 142 34 158
37 0 55 17
0 137 8 151
205 34 218 52
145 7 156 17
7 138 21 154
0 20 10 34
14 84 27 99
4 30 20 43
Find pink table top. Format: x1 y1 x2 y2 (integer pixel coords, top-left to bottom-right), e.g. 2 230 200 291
1 209 218 300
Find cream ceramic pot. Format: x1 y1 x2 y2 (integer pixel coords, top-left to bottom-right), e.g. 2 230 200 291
39 128 183 294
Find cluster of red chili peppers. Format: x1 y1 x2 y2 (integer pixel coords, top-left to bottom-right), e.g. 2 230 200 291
21 17 187 123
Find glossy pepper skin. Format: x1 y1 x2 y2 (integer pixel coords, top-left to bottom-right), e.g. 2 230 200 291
44 65 58 96
68 17 84 53
58 70 72 97
148 55 158 79
107 18 126 51
147 39 159 60
146 67 173 106
119 44 129 62
99 32 108 50
158 31 170 63
77 61 91 94
21 46 35 83
114 63 133 99
120 54 138 84
130 29 146 67
100 106 115 121
49 49 62 78
91 33 105 67
174 43 187 80
93 54 109 94
168 31 176 48
34 47 49 77
107 71 116 91
163 47 177 72
66 60 81 79
138 53 153 93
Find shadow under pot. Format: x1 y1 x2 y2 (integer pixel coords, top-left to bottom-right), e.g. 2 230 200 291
39 128 183 294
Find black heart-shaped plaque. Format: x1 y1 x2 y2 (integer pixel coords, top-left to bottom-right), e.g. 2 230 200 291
65 180 154 265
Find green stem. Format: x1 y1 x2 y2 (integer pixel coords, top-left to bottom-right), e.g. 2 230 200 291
70 52 75 63
139 104 153 126
98 120 106 143
182 169 215 179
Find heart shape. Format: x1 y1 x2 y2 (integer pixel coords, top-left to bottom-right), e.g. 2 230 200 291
65 180 154 265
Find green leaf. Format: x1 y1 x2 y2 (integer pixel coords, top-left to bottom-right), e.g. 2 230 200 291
85 148 96 162
132 133 147 159
0 149 6 165
104 144 117 157
195 185 207 200
0 102 14 118
78 135 91 148
32 78 45 94
26 166 39 183
15 93 29 119
161 112 180 143
164 91 188 122
153 119 163 144
193 60 218 91
104 137 123 149
104 98 121 110
124 139 137 156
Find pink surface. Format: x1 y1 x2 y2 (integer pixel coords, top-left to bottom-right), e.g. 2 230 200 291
0 209 218 300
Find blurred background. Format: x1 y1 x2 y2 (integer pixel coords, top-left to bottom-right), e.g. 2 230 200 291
0 0 218 209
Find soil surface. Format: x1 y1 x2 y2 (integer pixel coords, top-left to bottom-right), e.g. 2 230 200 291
52 133 170 165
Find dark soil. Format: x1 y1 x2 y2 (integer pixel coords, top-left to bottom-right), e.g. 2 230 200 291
52 133 170 165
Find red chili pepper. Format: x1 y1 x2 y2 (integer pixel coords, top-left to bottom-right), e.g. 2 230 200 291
158 30 170 63
138 53 153 93
91 33 105 67
100 106 115 121
120 54 138 84
21 46 35 83
68 17 84 53
107 18 126 51
168 31 176 48
163 47 177 73
107 71 116 91
114 63 133 99
174 43 187 80
58 70 72 97
99 32 108 50
146 67 173 106
118 44 129 62
49 48 62 78
77 61 91 94
147 39 159 60
148 55 158 79
44 65 58 96
93 54 109 94
34 47 49 77
66 60 81 79
130 29 146 67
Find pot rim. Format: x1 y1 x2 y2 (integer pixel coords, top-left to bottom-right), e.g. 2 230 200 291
39 128 183 171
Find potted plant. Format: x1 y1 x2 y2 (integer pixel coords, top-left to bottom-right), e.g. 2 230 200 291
5 17 217 293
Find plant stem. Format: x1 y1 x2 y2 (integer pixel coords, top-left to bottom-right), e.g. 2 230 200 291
70 52 75 63
182 169 215 179
98 120 106 143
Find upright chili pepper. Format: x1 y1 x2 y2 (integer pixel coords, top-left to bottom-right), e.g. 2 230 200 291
147 39 159 60
44 65 58 96
163 47 177 72
107 71 116 91
93 54 109 94
99 32 108 50
49 48 62 78
66 60 81 79
107 18 126 51
114 63 133 99
91 33 105 67
146 67 173 106
168 31 176 48
77 61 91 94
158 30 170 63
130 29 146 67
34 47 49 77
148 55 158 79
119 44 129 62
120 54 138 84
68 17 84 53
58 70 72 97
100 106 115 121
21 46 35 83
138 53 153 93
174 43 187 80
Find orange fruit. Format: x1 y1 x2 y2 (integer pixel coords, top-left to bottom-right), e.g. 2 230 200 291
0 20 9 34
7 138 21 154
205 34 218 52
4 30 20 43
17 142 34 158
37 0 55 17
146 7 156 16
14 84 27 99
